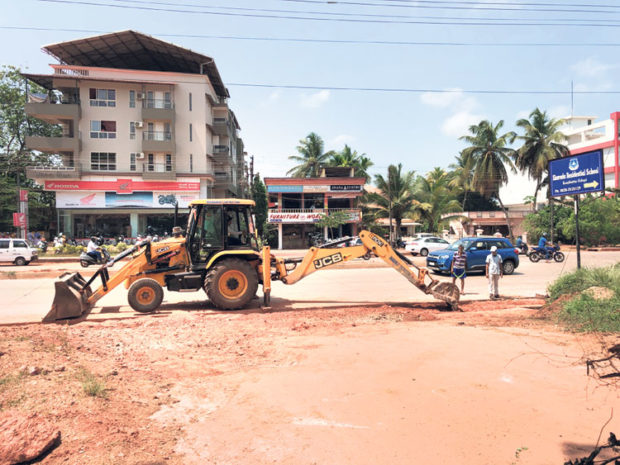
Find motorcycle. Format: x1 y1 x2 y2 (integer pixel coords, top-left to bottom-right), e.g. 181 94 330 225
529 244 565 263
515 242 529 256
79 247 111 268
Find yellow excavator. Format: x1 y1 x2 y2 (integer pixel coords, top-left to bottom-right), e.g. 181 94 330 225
44 199 460 323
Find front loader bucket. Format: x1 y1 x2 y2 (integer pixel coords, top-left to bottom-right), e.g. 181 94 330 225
43 273 94 323
430 282 461 311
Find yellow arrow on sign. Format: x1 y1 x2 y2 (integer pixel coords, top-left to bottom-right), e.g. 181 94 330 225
584 180 599 189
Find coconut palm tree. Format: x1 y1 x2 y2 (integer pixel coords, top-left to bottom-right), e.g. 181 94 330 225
515 108 569 210
364 164 425 242
328 144 374 182
287 132 334 177
460 120 517 239
415 168 463 233
448 152 475 210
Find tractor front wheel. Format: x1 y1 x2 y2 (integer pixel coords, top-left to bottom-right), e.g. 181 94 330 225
128 278 164 313
204 258 258 310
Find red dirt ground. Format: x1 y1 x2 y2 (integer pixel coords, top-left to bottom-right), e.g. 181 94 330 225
0 298 618 465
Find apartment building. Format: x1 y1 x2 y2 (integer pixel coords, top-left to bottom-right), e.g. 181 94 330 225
24 30 248 238
561 113 620 191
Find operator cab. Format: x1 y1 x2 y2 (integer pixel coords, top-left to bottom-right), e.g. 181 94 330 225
186 199 258 267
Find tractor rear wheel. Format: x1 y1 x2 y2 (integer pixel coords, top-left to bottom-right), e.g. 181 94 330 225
204 258 258 310
128 278 164 313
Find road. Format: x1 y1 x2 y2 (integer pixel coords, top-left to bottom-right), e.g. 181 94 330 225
0 250 617 325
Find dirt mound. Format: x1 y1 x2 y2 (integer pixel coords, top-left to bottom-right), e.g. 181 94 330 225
0 410 60 465
584 286 615 300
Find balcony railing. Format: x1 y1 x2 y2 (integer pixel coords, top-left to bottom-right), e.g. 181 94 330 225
143 131 172 141
267 208 362 223
213 145 229 154
143 99 173 109
143 162 173 173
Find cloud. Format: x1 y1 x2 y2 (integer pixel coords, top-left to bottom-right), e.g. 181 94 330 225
421 88 484 138
300 89 330 108
570 57 617 92
327 134 355 148
268 90 281 101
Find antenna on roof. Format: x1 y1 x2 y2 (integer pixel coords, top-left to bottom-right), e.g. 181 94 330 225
571 80 574 117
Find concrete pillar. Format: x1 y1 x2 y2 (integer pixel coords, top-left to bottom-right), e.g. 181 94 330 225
278 192 282 211
130 212 139 238
278 223 283 250
200 179 208 199
324 226 328 240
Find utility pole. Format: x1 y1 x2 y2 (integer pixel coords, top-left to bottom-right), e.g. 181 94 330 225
249 154 254 186
387 168 393 245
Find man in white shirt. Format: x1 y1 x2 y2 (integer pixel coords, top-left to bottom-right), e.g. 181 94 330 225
485 245 503 300
87 236 101 262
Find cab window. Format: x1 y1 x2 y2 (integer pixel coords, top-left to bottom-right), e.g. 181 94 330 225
190 206 223 262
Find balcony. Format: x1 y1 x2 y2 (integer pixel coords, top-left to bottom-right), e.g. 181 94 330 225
26 164 81 181
142 131 175 152
212 117 229 136
214 172 236 194
141 99 174 121
142 163 176 180
25 101 80 124
212 145 231 164
26 133 80 153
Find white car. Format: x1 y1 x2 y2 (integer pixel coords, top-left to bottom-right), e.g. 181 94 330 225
0 238 38 265
405 236 450 256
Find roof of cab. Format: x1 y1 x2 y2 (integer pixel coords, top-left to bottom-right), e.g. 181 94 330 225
189 199 255 206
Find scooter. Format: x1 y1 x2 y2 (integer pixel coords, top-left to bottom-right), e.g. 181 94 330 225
529 244 565 263
515 242 529 256
79 248 111 268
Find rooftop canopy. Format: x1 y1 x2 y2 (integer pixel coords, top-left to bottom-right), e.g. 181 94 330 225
42 30 229 97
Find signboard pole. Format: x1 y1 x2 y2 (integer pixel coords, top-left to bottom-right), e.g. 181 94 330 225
574 195 581 270
549 197 554 244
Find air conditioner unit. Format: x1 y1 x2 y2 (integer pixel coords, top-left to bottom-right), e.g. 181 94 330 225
134 121 144 128
136 152 145 160
137 92 146 100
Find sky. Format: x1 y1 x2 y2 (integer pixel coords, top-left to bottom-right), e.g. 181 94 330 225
1 0 619 204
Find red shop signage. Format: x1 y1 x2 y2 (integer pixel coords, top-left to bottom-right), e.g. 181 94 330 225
45 179 200 193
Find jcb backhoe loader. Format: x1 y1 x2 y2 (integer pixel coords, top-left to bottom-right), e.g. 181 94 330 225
44 199 460 323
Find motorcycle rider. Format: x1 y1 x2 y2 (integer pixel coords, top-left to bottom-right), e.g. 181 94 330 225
538 233 550 259
87 236 102 263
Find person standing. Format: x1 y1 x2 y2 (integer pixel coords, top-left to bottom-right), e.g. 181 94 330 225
485 245 503 299
450 244 467 294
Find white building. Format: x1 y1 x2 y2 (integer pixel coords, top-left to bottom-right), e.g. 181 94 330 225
24 30 247 238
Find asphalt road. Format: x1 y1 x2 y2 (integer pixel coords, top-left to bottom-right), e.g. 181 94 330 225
1 250 618 325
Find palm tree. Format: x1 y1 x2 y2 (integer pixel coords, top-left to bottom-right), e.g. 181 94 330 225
415 168 463 233
460 120 517 239
364 164 423 242
287 132 334 177
448 152 475 210
328 145 374 182
515 108 569 211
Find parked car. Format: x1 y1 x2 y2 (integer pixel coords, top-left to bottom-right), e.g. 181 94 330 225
405 236 450 256
426 237 519 275
0 238 38 266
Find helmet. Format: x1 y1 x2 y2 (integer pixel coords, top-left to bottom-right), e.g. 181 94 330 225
543 233 547 237
90 236 98 242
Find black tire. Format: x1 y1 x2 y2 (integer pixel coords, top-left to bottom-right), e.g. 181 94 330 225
420 248 429 257
14 257 26 266
128 278 164 313
363 251 371 260
502 260 515 275
553 252 565 263
204 258 258 310
80 259 90 268
529 252 541 263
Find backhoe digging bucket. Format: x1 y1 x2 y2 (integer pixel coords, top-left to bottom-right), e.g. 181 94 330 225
430 282 461 311
43 273 93 323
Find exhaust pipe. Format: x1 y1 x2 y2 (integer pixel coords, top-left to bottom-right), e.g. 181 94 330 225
43 272 94 323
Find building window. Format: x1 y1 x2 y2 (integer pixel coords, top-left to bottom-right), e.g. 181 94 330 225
165 154 172 172
129 90 136 108
130 153 137 171
91 152 116 171
129 121 136 140
148 153 154 171
89 88 116 107
189 92 192 111
190 153 193 173
90 120 116 139
189 123 193 142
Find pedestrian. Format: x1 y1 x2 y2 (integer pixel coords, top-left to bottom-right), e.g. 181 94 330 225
485 245 503 299
450 244 467 294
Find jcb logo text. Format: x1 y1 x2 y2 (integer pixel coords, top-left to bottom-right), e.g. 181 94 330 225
314 253 343 269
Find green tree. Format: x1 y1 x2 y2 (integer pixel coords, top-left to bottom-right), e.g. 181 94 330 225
315 210 349 239
0 65 59 233
414 168 462 233
557 196 620 246
251 174 268 238
287 132 334 178
364 164 422 241
448 152 475 210
460 120 517 239
328 144 374 182
515 108 569 210
523 202 573 245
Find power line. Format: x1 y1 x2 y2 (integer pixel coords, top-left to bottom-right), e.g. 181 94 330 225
6 26 620 47
35 0 620 26
364 0 620 8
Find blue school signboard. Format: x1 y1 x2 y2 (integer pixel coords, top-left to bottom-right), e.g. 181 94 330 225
548 150 605 198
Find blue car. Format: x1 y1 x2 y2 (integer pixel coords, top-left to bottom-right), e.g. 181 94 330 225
426 237 520 275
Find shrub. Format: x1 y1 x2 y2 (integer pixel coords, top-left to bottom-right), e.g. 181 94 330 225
547 264 620 301
77 367 107 398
